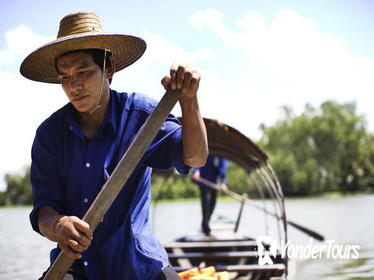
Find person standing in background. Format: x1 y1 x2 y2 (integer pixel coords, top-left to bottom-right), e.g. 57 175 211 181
192 156 227 236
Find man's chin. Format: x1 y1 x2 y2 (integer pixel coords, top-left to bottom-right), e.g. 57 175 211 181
71 103 91 113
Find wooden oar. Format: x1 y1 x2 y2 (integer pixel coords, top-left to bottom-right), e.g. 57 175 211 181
192 175 325 241
43 89 182 280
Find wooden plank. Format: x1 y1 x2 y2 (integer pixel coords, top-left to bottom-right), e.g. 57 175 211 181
42 89 182 280
217 263 285 273
171 247 192 268
168 250 260 260
175 234 249 243
173 263 285 273
164 240 258 250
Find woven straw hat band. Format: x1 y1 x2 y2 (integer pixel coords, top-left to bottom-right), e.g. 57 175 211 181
20 11 146 83
57 12 104 38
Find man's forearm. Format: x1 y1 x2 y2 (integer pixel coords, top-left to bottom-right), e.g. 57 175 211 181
38 206 64 242
180 96 208 167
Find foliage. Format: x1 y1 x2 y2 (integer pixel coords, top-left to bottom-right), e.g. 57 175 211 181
3 166 33 205
151 169 199 200
0 191 4 206
258 101 374 196
3 100 374 205
226 162 259 197
1 163 254 206
151 162 260 201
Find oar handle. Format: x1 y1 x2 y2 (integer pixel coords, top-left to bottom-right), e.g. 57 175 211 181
192 175 245 201
43 89 182 280
246 200 325 241
287 220 325 241
192 175 325 241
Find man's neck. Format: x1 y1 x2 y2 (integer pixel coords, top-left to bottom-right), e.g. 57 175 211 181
79 90 110 139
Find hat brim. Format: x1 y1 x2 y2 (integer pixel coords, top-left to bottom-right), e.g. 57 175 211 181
20 33 146 83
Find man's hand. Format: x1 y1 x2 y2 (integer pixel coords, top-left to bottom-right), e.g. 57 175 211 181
192 170 201 182
38 207 92 259
161 63 201 100
53 216 93 259
161 63 207 168
219 183 228 193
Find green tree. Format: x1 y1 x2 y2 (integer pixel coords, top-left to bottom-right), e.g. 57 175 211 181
151 170 199 200
259 101 374 196
226 162 259 197
4 166 33 205
0 191 5 206
151 162 260 200
1 163 253 206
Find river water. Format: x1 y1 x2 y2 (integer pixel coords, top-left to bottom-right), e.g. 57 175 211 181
0 194 373 280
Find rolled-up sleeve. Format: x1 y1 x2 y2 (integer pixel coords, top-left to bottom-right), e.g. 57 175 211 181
29 127 64 234
143 116 190 175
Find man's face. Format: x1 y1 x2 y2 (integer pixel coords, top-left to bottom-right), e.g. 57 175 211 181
56 51 109 113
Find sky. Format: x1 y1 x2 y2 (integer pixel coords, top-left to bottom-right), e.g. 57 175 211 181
0 0 373 191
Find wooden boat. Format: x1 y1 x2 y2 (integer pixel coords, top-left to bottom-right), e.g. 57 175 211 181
155 118 289 280
164 231 285 280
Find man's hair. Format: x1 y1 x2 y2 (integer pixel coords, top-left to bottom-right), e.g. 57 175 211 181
84 49 113 84
56 48 114 84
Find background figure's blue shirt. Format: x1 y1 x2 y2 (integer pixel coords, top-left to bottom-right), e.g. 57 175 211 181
30 90 189 280
196 156 227 189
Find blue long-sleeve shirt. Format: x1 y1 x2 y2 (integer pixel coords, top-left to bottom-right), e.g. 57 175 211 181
195 156 227 189
30 89 189 280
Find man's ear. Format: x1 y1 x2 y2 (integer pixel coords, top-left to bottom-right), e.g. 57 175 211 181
107 56 116 78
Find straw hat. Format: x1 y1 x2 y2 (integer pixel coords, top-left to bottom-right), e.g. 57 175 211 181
20 12 146 83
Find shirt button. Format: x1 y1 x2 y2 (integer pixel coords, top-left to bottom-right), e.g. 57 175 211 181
83 198 89 203
83 261 88 266
85 162 90 168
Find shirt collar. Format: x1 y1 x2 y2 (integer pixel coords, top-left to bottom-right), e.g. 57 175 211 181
65 89 117 136
105 89 117 133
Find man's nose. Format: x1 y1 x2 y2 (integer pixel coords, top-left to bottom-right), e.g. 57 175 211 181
70 75 83 91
